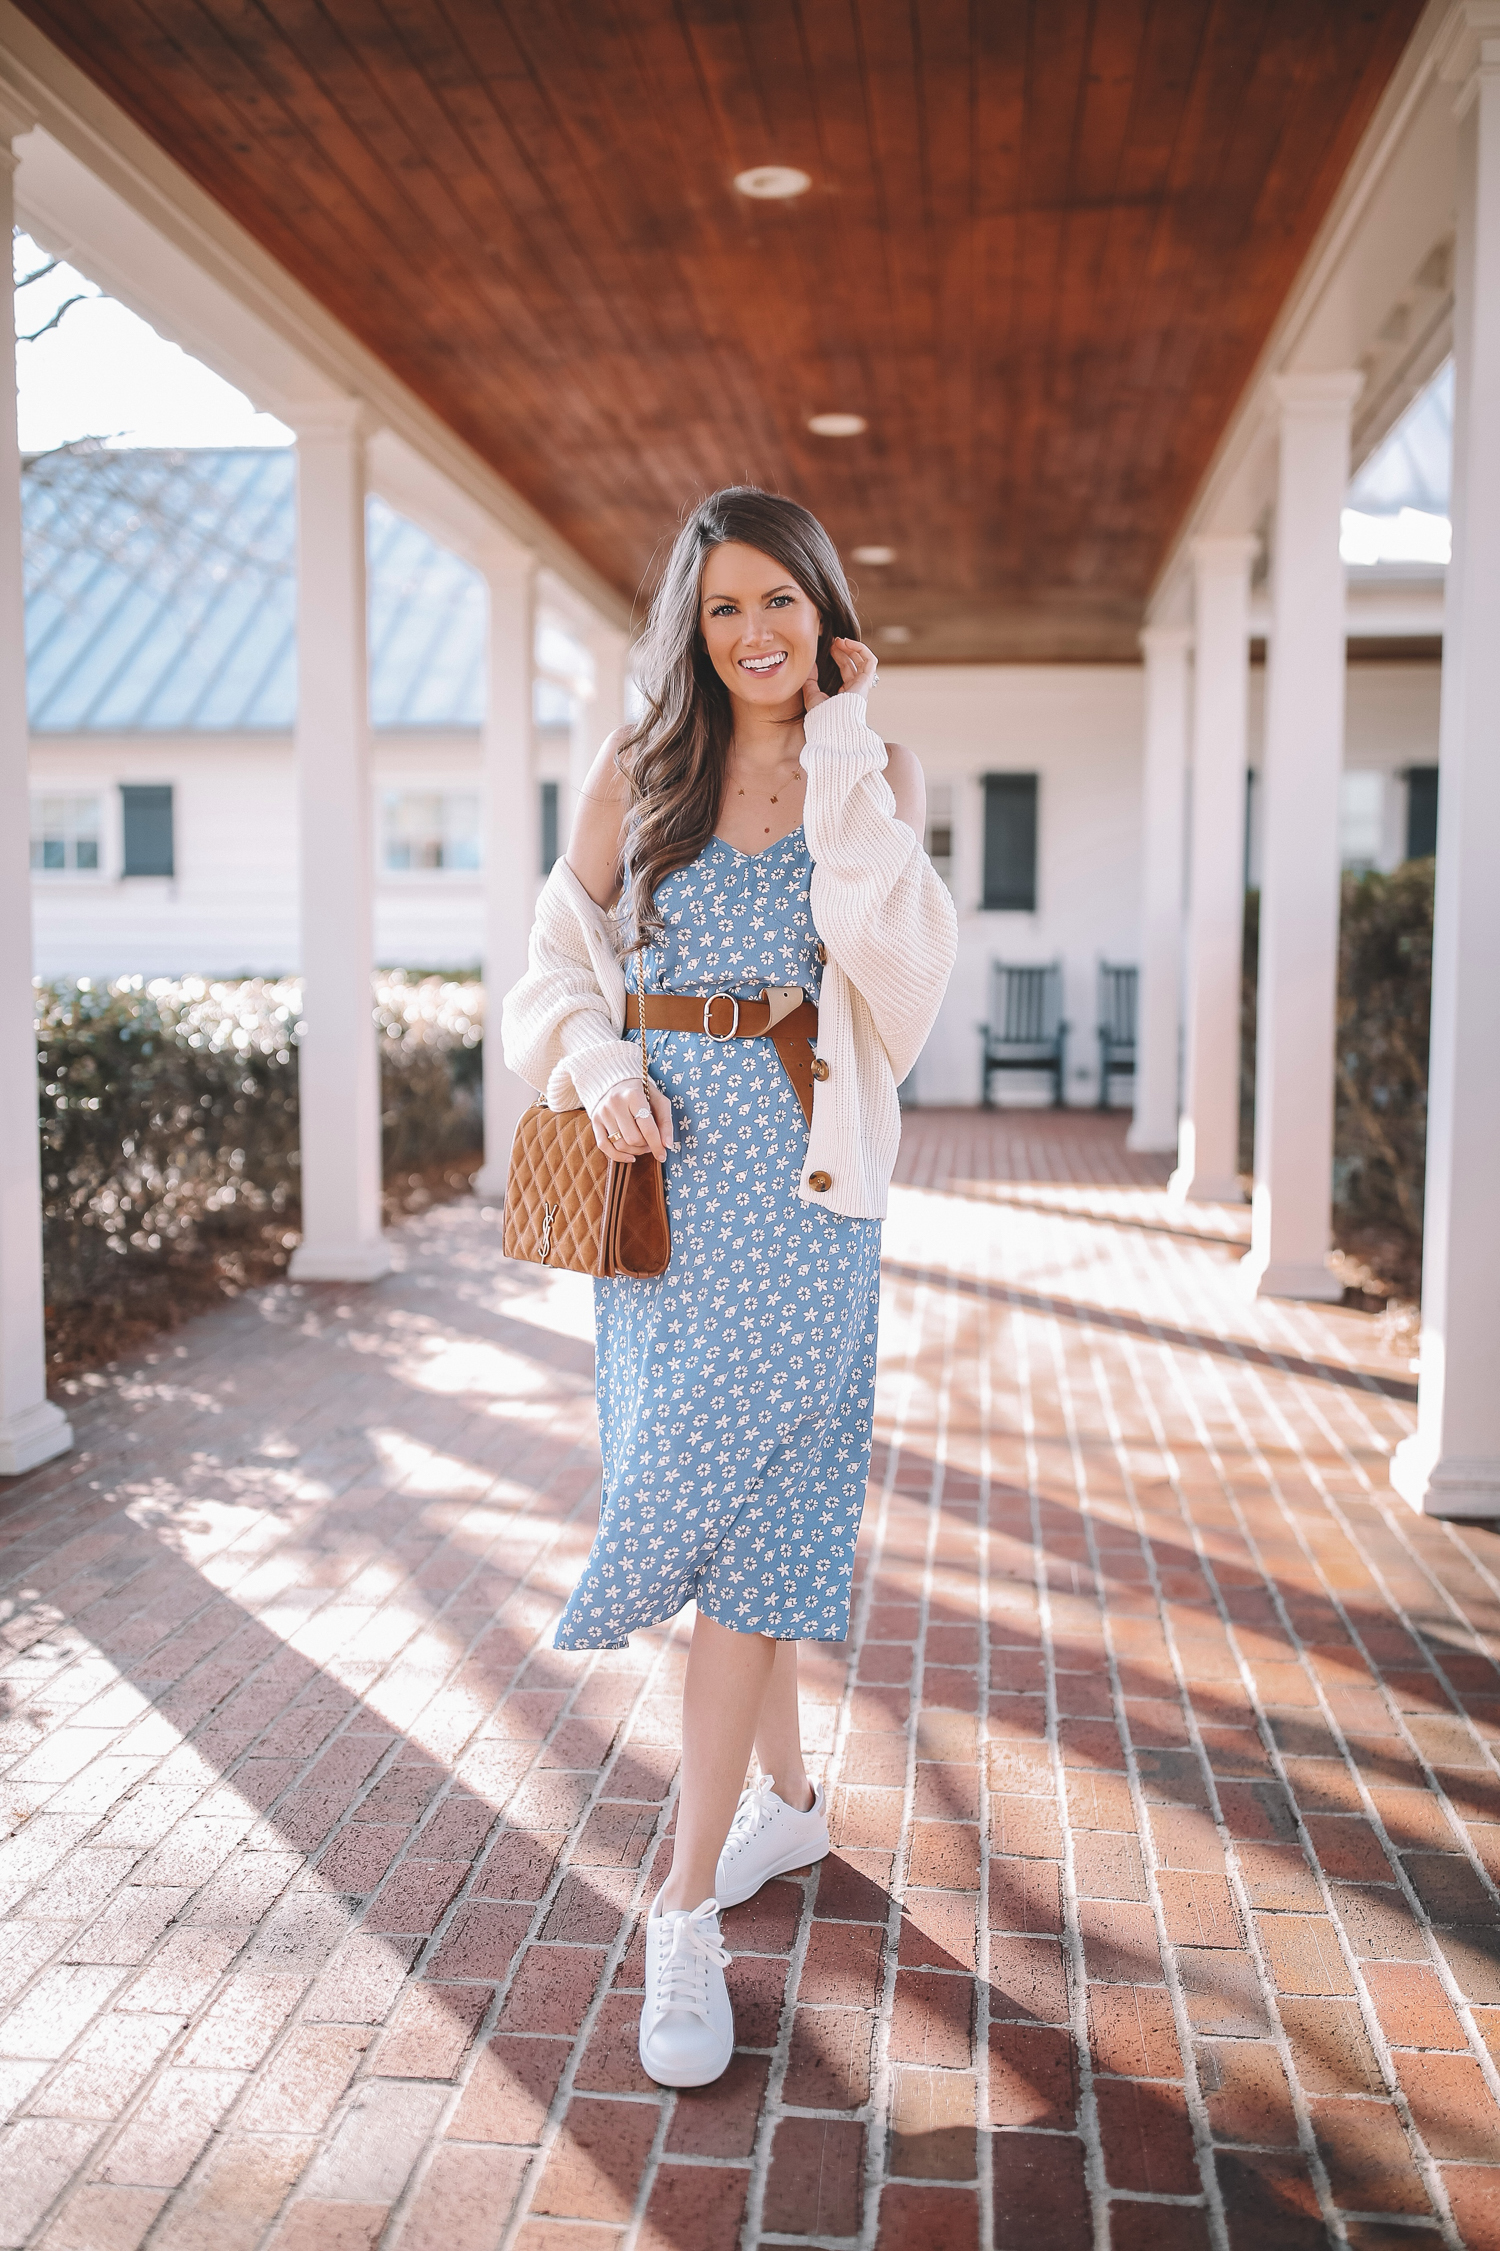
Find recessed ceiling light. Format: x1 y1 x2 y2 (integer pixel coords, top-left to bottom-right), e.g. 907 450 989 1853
735 166 811 200
878 625 913 645
852 545 896 566
808 413 867 438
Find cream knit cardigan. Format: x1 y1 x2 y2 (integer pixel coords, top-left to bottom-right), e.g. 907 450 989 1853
499 692 958 1219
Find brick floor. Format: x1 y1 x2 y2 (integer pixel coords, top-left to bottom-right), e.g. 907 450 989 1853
2 1110 1498 2249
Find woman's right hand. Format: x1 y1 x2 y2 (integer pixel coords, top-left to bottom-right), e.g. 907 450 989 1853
591 1080 675 1161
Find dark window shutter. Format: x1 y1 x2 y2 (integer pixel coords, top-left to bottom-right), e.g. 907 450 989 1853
121 785 174 877
982 773 1038 911
1245 768 1256 890
540 780 560 875
1406 766 1438 860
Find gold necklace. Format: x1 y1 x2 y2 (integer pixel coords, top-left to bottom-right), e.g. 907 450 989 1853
731 763 804 804
731 763 805 835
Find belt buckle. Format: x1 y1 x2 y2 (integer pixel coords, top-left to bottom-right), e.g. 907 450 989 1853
703 993 740 1039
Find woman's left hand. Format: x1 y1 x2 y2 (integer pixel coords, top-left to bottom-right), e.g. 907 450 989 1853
804 636 878 710
591 1078 675 1161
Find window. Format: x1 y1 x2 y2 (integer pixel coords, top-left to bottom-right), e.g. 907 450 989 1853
1340 771 1384 874
381 791 480 872
981 773 1038 911
1406 766 1438 860
121 784 174 877
540 780 560 876
30 794 101 873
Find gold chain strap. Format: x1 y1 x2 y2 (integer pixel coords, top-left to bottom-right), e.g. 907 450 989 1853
637 943 649 1089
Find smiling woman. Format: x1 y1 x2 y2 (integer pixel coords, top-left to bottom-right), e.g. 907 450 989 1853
699 548 821 847
606 488 864 939
500 484 956 2092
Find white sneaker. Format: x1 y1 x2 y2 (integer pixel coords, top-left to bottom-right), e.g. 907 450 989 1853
714 1775 830 1909
638 1896 734 2088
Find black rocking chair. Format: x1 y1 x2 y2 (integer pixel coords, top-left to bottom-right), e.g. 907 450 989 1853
980 960 1068 1108
1096 961 1138 1110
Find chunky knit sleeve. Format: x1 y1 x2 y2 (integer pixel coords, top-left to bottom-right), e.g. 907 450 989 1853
800 694 958 1084
500 860 644 1115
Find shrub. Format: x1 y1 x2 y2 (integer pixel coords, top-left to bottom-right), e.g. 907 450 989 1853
37 973 485 1368
374 974 484 1174
1239 862 1433 1297
1334 859 1433 1293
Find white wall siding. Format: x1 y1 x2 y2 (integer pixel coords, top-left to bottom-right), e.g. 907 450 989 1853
875 665 1145 1107
30 733 301 980
29 730 495 981
1245 660 1442 883
1341 662 1443 872
371 737 484 968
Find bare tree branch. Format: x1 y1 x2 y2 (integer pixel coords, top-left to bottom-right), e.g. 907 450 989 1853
22 436 126 467
18 293 89 344
15 255 63 291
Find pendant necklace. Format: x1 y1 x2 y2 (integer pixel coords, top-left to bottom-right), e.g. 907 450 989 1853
735 762 805 835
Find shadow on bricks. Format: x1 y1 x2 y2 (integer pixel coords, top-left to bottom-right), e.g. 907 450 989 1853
0 1117 1497 2248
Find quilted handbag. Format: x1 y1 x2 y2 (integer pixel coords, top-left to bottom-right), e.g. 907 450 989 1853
501 949 670 1280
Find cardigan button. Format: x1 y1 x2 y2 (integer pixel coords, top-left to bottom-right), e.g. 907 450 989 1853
814 941 828 964
810 1058 830 1082
807 1170 832 1193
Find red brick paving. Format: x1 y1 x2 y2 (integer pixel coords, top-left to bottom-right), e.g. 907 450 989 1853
1 1110 1498 2246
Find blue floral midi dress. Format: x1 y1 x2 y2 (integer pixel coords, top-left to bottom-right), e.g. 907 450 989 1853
553 828 882 1652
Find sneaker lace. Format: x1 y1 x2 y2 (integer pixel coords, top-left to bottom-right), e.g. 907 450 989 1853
723 1774 779 1859
655 1899 731 2020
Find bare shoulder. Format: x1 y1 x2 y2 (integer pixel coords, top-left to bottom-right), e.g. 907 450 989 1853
581 727 634 803
566 727 634 908
883 739 927 836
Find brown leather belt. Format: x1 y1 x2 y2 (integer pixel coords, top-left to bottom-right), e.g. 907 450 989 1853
624 991 822 1127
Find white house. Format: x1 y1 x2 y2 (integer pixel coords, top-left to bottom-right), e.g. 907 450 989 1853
25 445 591 980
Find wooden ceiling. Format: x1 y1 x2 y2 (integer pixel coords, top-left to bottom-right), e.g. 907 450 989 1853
18 1 1423 661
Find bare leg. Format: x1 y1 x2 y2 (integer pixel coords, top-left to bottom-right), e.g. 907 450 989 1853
752 1641 813 1811
659 1613 778 1911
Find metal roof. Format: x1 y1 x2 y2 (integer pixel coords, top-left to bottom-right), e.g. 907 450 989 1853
22 445 489 732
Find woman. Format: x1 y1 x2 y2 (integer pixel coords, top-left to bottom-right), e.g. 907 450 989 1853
502 487 955 2088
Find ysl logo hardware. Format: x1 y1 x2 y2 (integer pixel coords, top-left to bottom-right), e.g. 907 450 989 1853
539 1201 556 1263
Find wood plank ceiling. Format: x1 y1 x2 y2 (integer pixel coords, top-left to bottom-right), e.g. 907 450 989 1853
17 0 1424 661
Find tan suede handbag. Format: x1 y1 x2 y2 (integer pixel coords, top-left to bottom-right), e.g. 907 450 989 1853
501 948 670 1279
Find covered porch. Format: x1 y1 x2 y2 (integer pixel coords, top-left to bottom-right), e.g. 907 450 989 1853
2 4 1500 2242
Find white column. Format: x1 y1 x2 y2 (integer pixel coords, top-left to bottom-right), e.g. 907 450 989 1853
1128 627 1190 1153
0 94 71 1476
1242 373 1362 1301
1170 536 1257 1204
1394 19 1500 1517
474 541 539 1199
287 403 390 1283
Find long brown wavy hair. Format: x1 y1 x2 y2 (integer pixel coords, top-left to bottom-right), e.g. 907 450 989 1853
617 487 860 945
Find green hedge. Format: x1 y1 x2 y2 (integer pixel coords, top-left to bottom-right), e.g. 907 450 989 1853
38 973 484 1320
1240 861 1433 1296
1334 859 1433 1287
